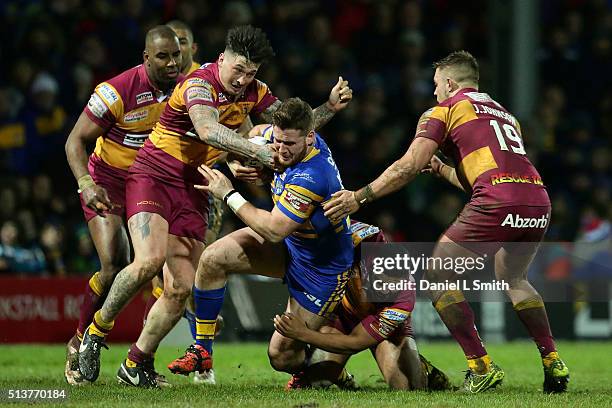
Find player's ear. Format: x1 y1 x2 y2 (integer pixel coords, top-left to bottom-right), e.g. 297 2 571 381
218 52 224 65
143 50 149 65
306 130 315 146
192 42 198 55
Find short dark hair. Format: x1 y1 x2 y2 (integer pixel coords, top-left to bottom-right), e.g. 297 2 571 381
273 98 313 135
225 25 275 64
145 25 178 50
166 20 193 42
433 50 479 85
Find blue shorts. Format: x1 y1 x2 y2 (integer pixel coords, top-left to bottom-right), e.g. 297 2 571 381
284 258 351 317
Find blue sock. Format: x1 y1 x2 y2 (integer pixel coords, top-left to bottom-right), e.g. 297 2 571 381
193 285 226 355
183 308 197 340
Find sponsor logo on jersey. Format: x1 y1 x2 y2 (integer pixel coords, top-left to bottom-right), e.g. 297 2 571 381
380 308 409 322
123 109 148 123
122 133 148 147
284 189 312 214
136 91 154 104
289 172 315 184
186 83 213 103
87 93 108 119
490 173 543 186
97 83 119 105
501 213 548 229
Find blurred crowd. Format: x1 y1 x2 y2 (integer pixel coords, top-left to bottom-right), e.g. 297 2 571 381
0 0 610 275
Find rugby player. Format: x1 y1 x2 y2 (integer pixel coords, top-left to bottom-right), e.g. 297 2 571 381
275 221 452 391
167 98 354 387
323 51 569 393
77 26 352 388
63 25 181 385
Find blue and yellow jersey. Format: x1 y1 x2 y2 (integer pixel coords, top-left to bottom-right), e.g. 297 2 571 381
269 131 353 276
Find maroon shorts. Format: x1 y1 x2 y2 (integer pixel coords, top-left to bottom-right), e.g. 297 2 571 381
80 154 127 222
126 147 209 242
445 203 551 255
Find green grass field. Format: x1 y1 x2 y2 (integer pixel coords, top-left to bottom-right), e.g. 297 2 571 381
0 341 611 407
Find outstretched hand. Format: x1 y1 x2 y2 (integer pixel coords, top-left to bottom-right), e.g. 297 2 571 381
195 165 235 200
322 190 359 223
327 76 353 112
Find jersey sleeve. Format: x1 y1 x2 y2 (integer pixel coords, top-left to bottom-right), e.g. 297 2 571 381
361 307 411 342
182 77 218 111
275 170 325 223
84 82 124 130
250 80 278 115
414 106 448 145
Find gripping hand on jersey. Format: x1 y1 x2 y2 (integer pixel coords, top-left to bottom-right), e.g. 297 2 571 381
82 184 113 217
323 190 359 223
327 76 353 112
195 165 234 200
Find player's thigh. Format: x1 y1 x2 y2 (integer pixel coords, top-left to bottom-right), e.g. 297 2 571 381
127 211 169 269
494 243 539 284
164 234 205 299
269 297 330 355
425 234 481 298
87 214 130 275
199 227 286 279
373 336 422 390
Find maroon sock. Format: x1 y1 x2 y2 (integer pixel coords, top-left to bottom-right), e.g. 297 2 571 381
128 343 153 366
514 303 556 357
436 301 487 359
77 276 106 335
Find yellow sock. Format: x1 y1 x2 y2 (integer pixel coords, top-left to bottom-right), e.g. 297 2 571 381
542 351 559 368
89 310 114 338
467 354 492 374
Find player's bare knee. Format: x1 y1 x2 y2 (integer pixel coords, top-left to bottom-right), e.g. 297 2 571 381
198 246 229 281
164 278 192 303
267 348 295 372
133 256 165 281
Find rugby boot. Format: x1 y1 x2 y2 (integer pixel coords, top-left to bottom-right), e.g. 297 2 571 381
543 352 569 393
64 334 89 385
334 368 359 390
286 371 311 390
193 369 216 385
143 359 171 388
463 362 504 393
117 359 159 389
77 329 108 382
419 354 453 391
167 344 212 375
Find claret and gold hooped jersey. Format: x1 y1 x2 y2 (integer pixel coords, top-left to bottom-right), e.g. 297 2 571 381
147 61 278 169
84 64 175 170
416 88 550 207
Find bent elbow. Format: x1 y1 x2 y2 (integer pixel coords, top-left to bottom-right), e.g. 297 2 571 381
266 232 285 243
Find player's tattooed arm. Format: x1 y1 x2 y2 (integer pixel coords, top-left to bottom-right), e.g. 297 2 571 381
189 104 277 170
253 99 281 124
312 102 336 130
